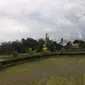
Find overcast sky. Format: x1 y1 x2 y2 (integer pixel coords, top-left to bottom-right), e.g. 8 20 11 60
0 0 85 42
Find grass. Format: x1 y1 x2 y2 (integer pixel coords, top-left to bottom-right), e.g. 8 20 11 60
0 54 18 60
0 53 41 60
0 55 85 85
31 76 84 85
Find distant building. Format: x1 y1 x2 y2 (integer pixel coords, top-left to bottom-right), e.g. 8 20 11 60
71 44 79 49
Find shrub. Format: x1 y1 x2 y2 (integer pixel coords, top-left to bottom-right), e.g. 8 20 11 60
12 51 19 57
27 48 34 56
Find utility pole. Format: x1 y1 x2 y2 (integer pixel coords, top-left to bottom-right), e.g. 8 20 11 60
43 33 49 51
44 33 48 48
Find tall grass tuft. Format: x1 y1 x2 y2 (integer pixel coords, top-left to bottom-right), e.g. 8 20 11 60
12 51 19 57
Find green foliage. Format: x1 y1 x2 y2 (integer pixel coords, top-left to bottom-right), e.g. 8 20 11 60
37 38 45 52
27 48 34 56
59 48 65 53
1 34 85 55
12 51 19 57
66 41 72 49
73 39 85 48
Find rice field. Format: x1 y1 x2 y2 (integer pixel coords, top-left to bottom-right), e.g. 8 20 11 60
0 55 85 85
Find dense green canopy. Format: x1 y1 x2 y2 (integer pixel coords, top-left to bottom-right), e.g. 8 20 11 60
0 37 85 54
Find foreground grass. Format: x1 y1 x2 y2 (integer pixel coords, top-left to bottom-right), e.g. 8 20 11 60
31 76 85 85
0 55 85 85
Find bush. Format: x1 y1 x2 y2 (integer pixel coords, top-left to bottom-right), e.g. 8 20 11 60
12 51 19 57
59 48 66 53
26 48 34 56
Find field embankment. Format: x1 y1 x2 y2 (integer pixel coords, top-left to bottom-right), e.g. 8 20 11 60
0 52 85 68
0 56 85 85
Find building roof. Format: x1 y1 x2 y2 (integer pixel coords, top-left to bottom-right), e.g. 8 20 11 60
71 44 79 49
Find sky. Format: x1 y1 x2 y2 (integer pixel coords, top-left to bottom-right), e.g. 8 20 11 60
0 0 85 42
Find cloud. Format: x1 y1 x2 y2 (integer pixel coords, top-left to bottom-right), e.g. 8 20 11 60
0 0 85 42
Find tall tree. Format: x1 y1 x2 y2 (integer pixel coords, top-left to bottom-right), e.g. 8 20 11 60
66 41 72 49
37 38 45 52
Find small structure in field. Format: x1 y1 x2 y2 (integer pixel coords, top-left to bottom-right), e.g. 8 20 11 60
71 44 79 49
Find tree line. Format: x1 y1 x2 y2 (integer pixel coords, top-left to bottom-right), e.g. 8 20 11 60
0 37 85 54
